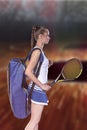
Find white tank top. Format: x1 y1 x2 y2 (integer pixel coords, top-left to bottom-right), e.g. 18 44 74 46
29 46 49 91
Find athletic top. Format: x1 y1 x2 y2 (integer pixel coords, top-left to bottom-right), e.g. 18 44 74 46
29 46 49 91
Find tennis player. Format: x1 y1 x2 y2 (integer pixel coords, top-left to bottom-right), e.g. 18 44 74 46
25 26 53 130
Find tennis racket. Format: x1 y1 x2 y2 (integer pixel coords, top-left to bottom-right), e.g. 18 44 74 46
50 58 83 87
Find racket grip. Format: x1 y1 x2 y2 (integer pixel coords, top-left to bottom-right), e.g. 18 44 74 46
50 80 56 87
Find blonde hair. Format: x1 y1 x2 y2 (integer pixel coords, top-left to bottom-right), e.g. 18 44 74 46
31 26 48 49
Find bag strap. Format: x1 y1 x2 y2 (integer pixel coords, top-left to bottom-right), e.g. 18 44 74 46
22 47 43 89
29 51 43 99
24 47 43 94
24 47 43 63
26 48 43 113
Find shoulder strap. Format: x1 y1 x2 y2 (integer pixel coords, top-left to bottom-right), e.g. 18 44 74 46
22 47 43 89
28 50 43 99
24 48 44 113
24 47 43 63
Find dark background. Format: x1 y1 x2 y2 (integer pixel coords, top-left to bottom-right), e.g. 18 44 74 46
0 0 87 49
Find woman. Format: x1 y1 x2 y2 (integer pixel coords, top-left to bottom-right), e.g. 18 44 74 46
25 26 53 130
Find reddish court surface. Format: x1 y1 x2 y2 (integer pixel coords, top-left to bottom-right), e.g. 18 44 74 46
0 44 87 130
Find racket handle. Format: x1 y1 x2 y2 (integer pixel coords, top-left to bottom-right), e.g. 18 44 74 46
49 73 61 87
50 80 56 87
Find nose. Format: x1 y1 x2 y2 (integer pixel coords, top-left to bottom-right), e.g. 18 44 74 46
49 36 51 40
47 35 50 39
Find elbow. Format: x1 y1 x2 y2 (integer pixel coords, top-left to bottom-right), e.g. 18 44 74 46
25 68 31 77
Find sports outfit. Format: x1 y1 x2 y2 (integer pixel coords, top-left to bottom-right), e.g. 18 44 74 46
28 46 49 105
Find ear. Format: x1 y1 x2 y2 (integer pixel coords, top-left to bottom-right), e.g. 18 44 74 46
38 34 43 39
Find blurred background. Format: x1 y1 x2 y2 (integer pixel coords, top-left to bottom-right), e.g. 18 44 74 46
0 0 87 130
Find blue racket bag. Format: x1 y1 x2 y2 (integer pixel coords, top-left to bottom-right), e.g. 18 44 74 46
7 48 43 119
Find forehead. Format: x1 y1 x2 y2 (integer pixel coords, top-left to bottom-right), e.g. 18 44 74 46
44 29 50 35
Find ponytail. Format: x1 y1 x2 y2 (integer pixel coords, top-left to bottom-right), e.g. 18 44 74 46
31 26 36 49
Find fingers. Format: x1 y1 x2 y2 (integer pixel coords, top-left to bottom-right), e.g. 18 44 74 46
41 84 51 91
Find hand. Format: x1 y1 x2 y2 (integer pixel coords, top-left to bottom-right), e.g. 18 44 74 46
49 60 54 68
41 83 51 91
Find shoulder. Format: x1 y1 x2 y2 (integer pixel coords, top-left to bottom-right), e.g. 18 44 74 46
30 48 41 61
29 47 44 63
31 48 41 56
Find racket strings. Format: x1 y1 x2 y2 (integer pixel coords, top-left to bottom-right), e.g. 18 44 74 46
62 59 83 80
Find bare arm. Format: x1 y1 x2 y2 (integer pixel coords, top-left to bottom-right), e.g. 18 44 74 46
25 49 51 91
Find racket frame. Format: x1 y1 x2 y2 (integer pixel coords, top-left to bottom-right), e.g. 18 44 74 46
50 58 83 87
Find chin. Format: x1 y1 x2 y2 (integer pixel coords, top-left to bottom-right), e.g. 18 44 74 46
45 42 49 44
45 43 49 45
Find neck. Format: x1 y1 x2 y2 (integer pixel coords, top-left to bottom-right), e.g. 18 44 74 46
36 42 44 50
